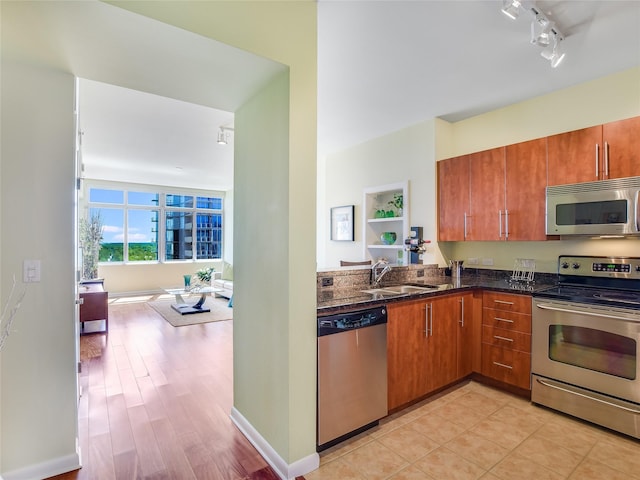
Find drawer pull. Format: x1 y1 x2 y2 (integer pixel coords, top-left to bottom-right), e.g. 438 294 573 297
493 361 513 370
493 335 513 342
495 317 514 323
494 300 514 305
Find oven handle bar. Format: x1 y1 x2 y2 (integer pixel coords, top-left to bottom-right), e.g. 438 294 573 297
535 378 640 415
535 302 640 323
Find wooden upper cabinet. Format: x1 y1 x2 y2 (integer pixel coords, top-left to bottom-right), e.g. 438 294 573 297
603 116 640 180
437 155 469 241
505 138 548 240
548 116 640 185
468 147 505 241
547 126 602 185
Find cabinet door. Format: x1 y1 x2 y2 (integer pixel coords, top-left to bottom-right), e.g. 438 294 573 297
505 138 548 240
468 147 505 241
603 116 640 179
426 295 458 392
437 155 469 241
547 126 602 185
387 301 430 410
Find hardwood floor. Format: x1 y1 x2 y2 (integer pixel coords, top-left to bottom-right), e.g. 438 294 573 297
49 297 288 480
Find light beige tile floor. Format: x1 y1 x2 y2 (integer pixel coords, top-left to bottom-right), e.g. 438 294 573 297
307 381 640 480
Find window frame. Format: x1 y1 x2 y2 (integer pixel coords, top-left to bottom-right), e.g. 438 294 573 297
84 181 224 265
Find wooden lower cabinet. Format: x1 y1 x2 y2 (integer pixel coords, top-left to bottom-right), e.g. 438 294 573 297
387 292 478 411
481 344 530 390
480 291 531 390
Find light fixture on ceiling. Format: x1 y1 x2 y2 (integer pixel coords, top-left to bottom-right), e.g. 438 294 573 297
501 0 522 20
530 12 552 46
501 1 567 68
540 33 566 68
217 126 234 145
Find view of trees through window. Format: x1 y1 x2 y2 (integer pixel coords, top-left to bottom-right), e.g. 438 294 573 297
87 186 223 263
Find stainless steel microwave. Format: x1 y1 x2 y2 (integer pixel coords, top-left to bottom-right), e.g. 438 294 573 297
546 177 640 236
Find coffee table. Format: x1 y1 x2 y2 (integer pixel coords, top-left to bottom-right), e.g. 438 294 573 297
164 286 223 315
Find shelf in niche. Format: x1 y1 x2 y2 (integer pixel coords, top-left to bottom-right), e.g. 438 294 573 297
367 217 404 223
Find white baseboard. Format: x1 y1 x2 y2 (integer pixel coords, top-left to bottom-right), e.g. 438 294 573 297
1 451 81 480
230 407 319 480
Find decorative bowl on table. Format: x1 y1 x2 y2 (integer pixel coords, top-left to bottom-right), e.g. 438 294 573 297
380 232 397 245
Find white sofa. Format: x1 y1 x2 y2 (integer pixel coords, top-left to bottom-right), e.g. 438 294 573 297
212 263 233 299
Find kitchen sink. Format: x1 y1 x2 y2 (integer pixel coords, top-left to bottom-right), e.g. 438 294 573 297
361 284 440 295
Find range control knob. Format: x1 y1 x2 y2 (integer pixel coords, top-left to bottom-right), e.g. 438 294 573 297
572 263 581 269
560 262 569 269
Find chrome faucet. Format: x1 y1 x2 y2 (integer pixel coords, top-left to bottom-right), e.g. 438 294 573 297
371 260 392 286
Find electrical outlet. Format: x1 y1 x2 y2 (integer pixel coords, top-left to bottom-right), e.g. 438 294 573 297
482 258 494 266
321 277 334 287
416 269 425 277
468 258 479 265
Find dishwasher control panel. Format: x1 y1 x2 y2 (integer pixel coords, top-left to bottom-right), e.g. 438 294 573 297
318 306 387 336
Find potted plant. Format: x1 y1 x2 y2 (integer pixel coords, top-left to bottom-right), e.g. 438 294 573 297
79 212 104 281
388 193 403 217
195 267 215 284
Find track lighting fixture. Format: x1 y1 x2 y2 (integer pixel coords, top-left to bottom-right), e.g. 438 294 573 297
217 126 234 145
500 1 567 68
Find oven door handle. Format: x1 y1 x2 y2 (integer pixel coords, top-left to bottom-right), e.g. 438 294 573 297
536 378 640 415
535 302 640 322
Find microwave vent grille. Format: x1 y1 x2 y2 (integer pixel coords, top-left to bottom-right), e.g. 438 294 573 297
547 176 640 196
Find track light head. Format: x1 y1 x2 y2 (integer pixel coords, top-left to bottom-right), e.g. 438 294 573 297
217 126 234 145
217 127 227 145
530 14 553 46
540 35 565 68
501 0 522 20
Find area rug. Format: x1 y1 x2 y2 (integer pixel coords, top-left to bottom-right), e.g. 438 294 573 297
148 296 233 327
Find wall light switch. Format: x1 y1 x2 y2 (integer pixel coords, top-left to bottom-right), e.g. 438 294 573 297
482 258 494 266
23 259 41 283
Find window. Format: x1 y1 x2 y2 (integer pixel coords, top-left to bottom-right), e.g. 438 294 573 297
86 185 223 263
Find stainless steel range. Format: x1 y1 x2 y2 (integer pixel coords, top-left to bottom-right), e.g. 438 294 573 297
532 255 640 438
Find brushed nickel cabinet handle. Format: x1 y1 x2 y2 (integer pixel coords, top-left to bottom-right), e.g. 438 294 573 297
495 317 514 323
493 361 513 370
494 300 514 305
595 143 600 178
505 210 509 240
493 335 513 342
459 297 465 327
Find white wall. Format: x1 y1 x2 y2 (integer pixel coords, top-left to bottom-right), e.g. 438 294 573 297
1 61 80 477
320 118 447 269
319 67 640 273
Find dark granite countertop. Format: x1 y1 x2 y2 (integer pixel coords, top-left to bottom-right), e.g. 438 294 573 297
317 275 557 315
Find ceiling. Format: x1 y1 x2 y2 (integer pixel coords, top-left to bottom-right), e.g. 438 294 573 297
3 1 640 189
318 0 640 154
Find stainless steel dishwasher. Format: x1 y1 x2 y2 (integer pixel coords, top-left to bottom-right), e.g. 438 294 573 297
317 306 388 451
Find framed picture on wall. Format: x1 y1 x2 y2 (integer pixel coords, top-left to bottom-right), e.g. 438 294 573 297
331 205 354 241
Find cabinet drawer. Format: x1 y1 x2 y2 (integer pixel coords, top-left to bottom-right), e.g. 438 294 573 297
482 292 531 314
482 325 530 353
481 344 531 390
482 308 531 333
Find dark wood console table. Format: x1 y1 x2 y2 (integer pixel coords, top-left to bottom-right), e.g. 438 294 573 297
79 280 108 334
